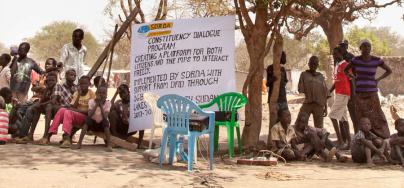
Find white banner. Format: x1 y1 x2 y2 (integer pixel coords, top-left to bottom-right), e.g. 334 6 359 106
129 16 236 132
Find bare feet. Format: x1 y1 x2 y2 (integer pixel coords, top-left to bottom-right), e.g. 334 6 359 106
105 146 113 152
37 138 50 145
59 139 71 148
71 145 81 150
326 147 337 162
337 155 348 163
365 162 376 167
15 136 30 144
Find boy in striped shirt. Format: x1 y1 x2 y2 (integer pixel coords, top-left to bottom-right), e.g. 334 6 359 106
0 96 10 144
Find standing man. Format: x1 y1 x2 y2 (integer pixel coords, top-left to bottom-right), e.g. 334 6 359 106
266 51 289 112
0 54 12 89
329 47 351 149
339 40 358 133
297 56 328 128
10 42 44 103
60 28 87 83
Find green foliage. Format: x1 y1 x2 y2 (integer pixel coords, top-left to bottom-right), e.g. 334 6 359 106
27 21 101 66
313 38 330 71
345 26 394 56
235 32 326 72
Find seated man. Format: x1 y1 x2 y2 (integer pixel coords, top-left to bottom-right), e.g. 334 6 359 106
14 72 58 143
109 84 144 148
389 119 404 166
351 117 390 166
30 58 59 102
73 85 112 152
38 69 78 144
271 109 303 161
46 76 95 148
93 75 106 88
294 112 347 162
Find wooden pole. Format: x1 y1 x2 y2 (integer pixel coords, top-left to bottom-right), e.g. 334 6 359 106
87 7 139 78
106 24 119 87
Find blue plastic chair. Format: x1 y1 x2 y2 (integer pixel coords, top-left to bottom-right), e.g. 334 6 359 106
157 94 215 171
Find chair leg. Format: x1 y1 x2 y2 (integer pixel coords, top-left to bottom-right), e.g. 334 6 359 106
149 126 156 149
194 138 198 165
236 126 242 154
227 125 235 158
214 125 220 152
209 132 214 170
188 134 196 171
168 134 177 165
159 129 169 167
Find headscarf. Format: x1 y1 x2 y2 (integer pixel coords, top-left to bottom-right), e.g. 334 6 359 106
358 39 371 48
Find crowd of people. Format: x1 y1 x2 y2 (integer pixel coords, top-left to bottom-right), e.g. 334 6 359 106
0 29 144 151
0 27 403 168
267 40 404 166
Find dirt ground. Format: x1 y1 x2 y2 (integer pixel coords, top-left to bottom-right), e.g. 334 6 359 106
0 92 403 188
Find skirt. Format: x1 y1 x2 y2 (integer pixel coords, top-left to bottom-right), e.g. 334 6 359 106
354 92 390 139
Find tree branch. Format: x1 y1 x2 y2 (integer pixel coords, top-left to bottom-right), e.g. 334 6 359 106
120 0 129 19
155 0 164 20
239 0 254 28
134 0 145 23
234 0 248 37
161 0 168 20
351 0 399 12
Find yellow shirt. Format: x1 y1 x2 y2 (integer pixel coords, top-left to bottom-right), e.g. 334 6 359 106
70 89 96 112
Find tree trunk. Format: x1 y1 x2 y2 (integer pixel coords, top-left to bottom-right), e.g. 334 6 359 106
241 27 268 149
267 34 283 148
320 19 343 85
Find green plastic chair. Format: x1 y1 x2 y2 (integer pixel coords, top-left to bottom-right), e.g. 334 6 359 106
199 92 247 158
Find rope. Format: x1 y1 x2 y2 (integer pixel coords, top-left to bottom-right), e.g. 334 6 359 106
255 150 287 165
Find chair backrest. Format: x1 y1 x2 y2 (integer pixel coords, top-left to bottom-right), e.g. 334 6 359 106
212 92 247 111
157 94 203 132
143 92 165 126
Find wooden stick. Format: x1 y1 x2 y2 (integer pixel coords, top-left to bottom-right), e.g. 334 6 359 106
106 24 119 87
92 132 137 151
126 136 157 148
87 7 139 79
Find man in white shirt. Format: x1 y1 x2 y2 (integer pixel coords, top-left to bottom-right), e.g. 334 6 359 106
0 54 11 89
60 29 87 83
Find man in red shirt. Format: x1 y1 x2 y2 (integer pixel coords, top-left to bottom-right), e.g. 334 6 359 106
329 47 351 150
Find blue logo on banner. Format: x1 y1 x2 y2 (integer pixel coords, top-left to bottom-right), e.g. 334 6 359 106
138 25 150 33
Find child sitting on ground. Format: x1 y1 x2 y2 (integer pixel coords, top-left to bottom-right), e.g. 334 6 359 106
351 117 390 166
73 85 112 152
271 109 304 161
0 97 9 145
110 84 144 148
15 73 58 143
390 119 404 166
30 58 59 102
294 112 347 162
46 76 95 148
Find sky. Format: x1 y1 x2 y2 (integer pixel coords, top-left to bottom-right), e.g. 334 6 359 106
0 0 403 47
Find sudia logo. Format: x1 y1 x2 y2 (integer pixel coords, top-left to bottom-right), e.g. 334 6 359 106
137 22 173 37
